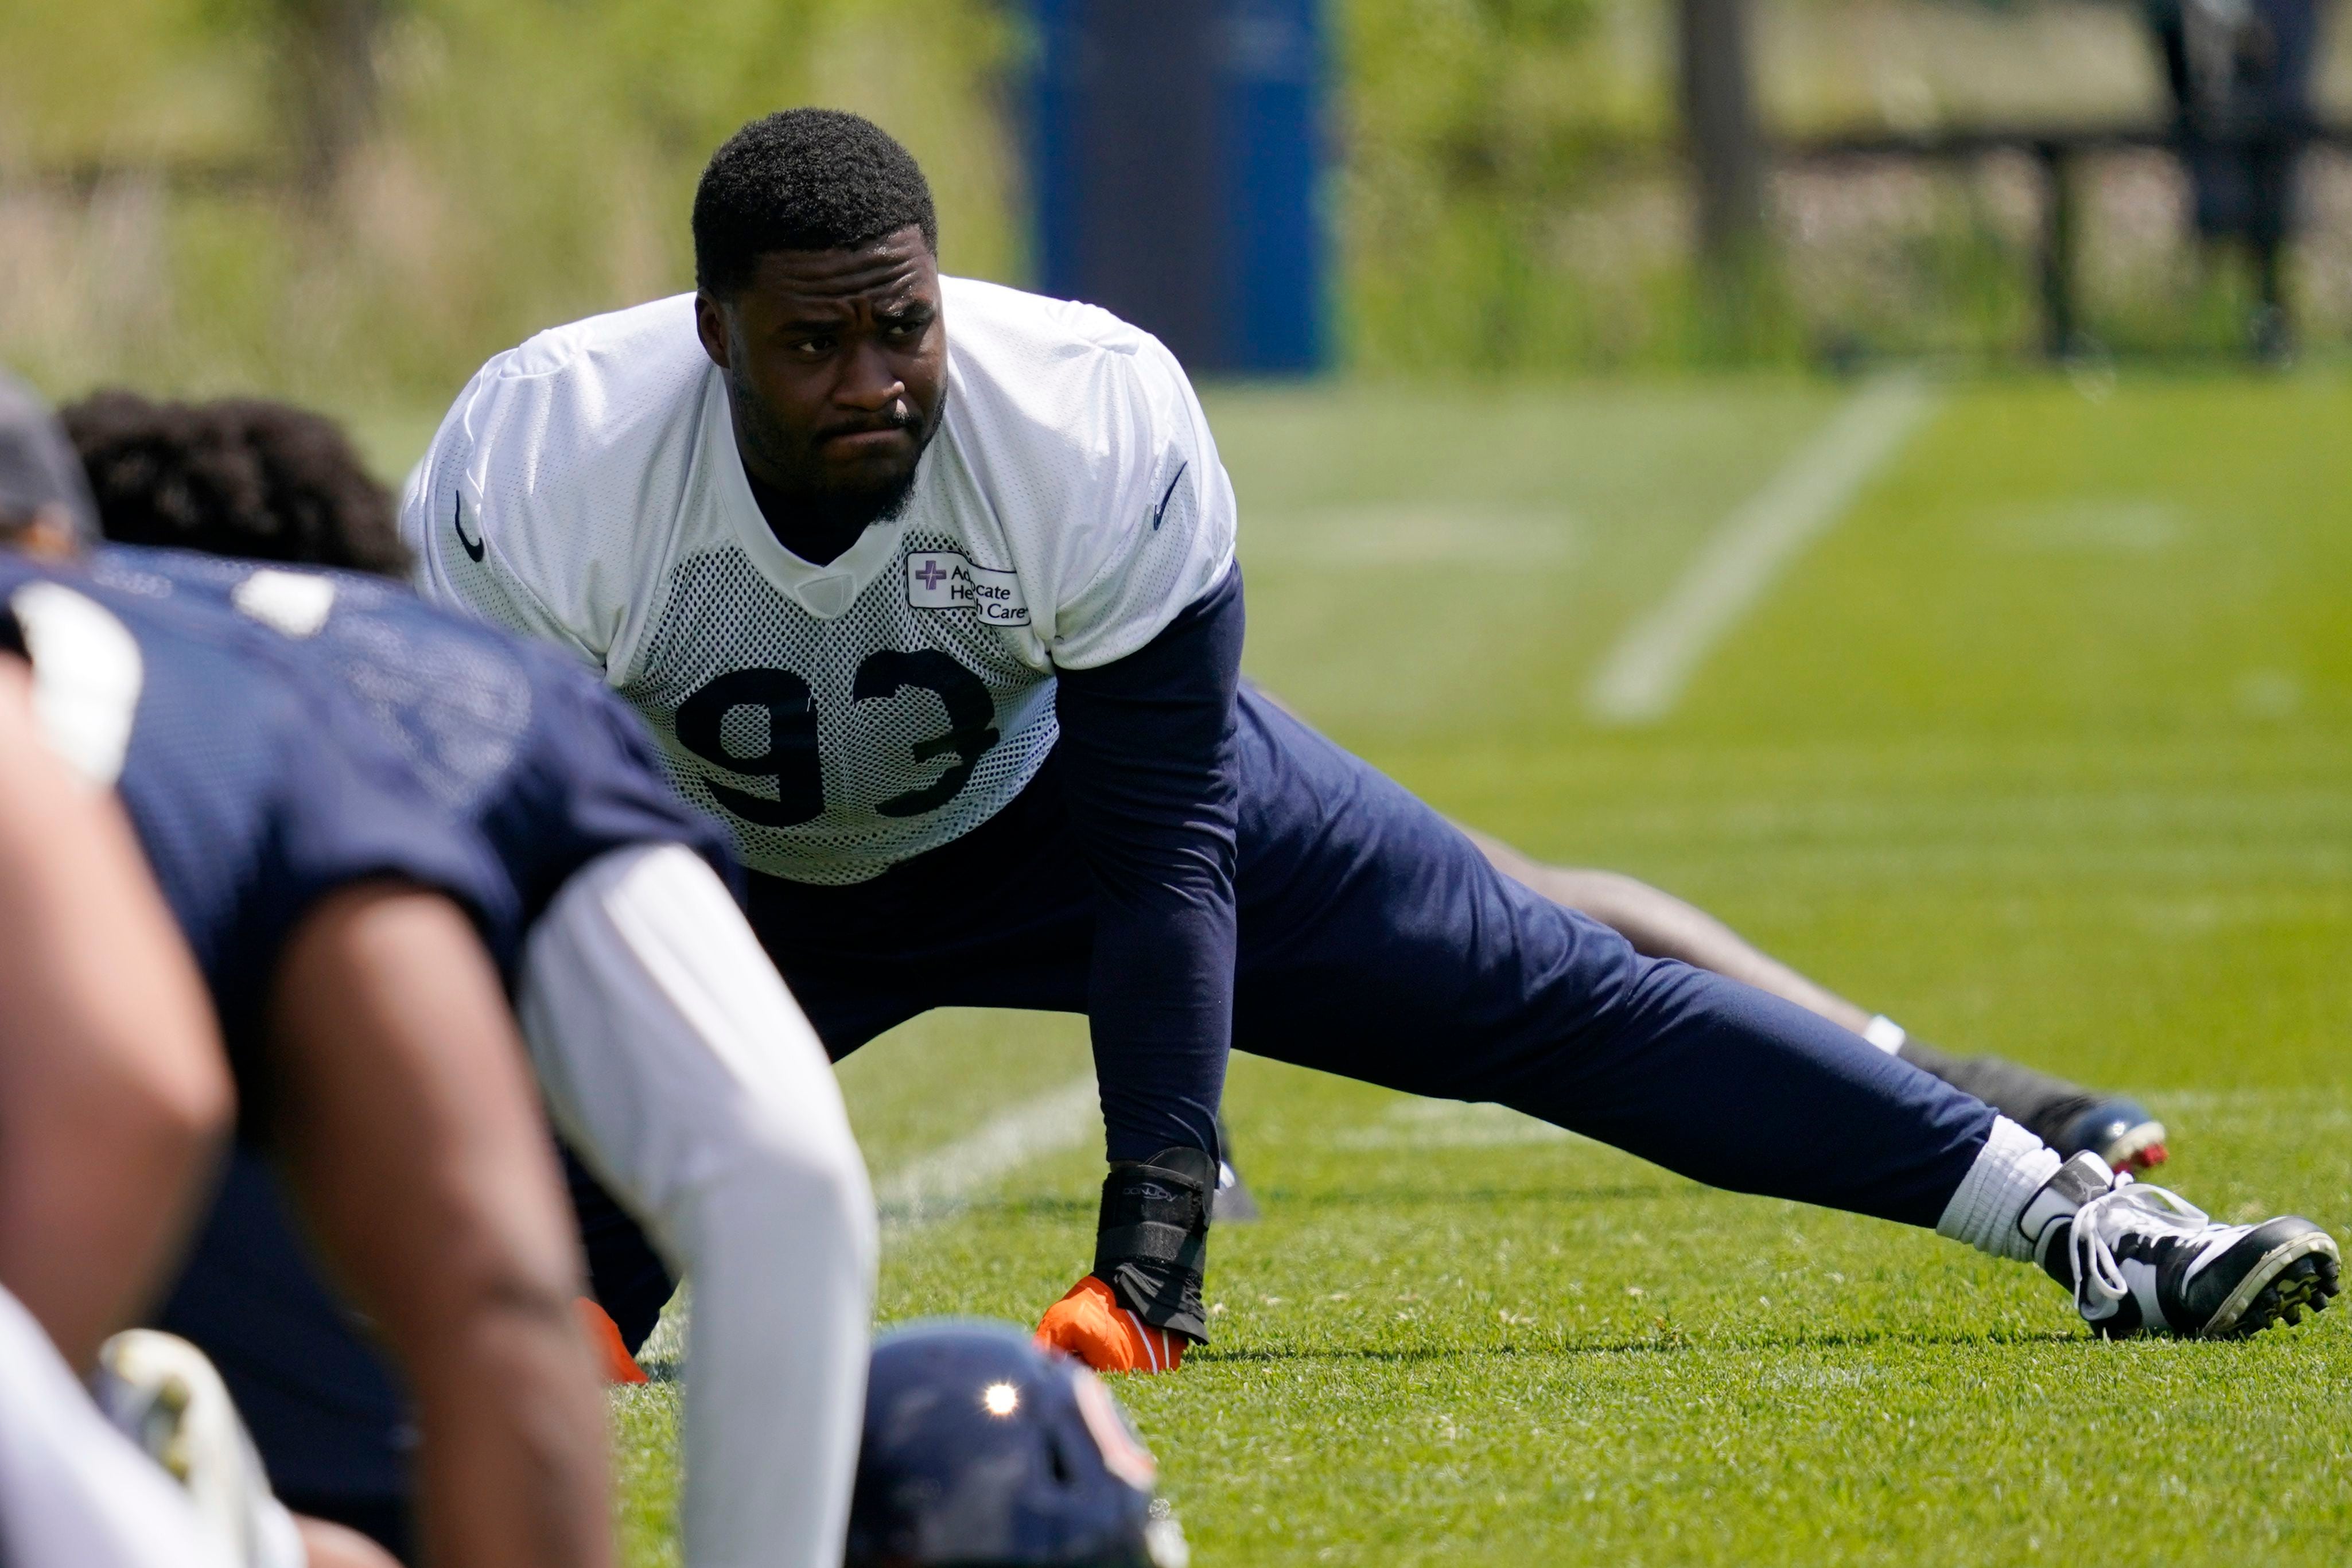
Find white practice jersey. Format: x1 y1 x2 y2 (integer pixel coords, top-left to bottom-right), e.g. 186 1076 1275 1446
403 277 1237 885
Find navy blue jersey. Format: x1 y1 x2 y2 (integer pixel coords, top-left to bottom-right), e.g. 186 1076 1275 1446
0 553 503 1121
88 544 740 971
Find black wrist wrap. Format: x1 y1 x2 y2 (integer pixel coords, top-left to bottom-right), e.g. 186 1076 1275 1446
1092 1145 1216 1344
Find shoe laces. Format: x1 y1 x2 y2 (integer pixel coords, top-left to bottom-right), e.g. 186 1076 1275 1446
2068 1176 2211 1315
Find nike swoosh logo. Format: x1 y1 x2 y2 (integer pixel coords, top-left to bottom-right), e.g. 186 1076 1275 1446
1151 462 1188 531
452 491 485 562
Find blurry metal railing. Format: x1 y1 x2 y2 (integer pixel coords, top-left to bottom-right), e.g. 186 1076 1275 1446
1782 122 2352 360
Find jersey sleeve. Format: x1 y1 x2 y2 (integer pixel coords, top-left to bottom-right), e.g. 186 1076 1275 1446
224 740 516 1141
118 651 518 1139
1036 333 1239 672
492 648 745 925
262 727 518 960
1052 566 1244 1162
403 356 637 672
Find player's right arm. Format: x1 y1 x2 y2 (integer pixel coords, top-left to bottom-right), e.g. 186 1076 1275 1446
518 841 876 1568
0 652 231 1371
269 881 615 1568
1009 325 1243 1374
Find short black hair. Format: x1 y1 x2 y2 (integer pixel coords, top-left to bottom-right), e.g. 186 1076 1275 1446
61 391 410 577
693 108 937 296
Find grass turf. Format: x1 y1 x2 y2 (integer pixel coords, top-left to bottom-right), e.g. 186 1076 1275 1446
406 368 2352 1565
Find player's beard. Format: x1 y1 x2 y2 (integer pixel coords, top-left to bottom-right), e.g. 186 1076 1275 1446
733 373 944 538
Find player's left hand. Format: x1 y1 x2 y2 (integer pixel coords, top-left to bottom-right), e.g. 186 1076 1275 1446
1035 1275 1187 1374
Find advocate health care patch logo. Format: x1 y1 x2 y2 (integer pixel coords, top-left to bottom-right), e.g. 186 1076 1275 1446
905 550 1030 627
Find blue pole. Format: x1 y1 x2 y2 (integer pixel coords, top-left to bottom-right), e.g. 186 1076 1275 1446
1219 0 1326 373
1023 0 1327 375
1025 0 1086 307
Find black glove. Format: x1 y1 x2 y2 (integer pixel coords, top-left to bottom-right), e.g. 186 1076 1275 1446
1091 1144 1216 1344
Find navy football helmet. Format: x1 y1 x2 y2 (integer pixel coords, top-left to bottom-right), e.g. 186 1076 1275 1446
845 1320 1187 1568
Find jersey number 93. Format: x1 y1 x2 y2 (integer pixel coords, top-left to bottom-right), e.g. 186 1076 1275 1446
674 652 1002 827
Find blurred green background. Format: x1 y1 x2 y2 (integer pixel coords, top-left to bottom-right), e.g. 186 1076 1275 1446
11 7 2351 1561
9 0 2352 408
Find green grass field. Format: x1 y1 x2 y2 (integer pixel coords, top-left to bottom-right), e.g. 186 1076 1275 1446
463 368 2352 1565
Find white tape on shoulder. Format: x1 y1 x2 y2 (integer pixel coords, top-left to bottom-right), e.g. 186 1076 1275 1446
10 582 143 787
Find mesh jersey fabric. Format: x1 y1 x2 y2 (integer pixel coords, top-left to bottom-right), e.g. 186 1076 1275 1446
90 544 740 948
0 553 504 1134
617 526 1060 884
402 275 1237 885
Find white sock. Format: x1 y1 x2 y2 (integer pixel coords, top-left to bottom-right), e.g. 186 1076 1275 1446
1935 1115 2063 1262
1861 1015 1908 1055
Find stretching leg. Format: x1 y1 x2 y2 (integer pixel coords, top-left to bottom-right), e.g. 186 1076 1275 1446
1459 827 2166 1169
1227 692 1995 1228
1206 697 2347 1336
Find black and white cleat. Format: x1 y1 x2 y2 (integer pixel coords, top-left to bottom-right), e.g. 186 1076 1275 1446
2026 1155 2341 1339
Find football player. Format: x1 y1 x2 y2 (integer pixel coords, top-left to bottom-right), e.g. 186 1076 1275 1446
61 390 2163 1204
48 390 878 1568
0 491 246 1568
405 110 2335 1375
0 380 414 1568
0 382 228 1380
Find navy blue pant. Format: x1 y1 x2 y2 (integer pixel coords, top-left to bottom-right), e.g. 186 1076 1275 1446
753 687 1993 1219
155 686 1995 1522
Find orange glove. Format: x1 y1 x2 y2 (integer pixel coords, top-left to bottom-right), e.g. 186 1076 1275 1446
1035 1275 1187 1374
576 1297 649 1386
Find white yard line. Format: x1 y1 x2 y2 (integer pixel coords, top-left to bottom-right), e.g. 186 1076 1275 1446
872 1072 1102 1235
1585 373 1941 725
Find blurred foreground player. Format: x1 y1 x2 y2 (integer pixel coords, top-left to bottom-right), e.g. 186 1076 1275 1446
0 384 616 1568
0 538 242 1568
847 1322 1187 1568
64 389 878 1568
0 378 394 1568
407 111 2335 1378
0 395 226 1376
